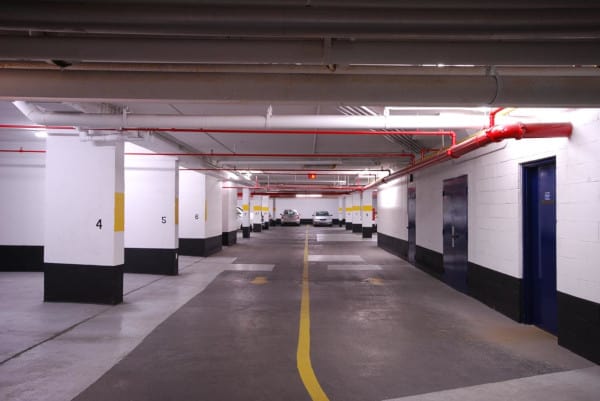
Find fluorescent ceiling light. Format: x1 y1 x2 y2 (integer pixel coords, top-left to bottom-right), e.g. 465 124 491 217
218 160 342 165
296 194 323 198
34 131 48 138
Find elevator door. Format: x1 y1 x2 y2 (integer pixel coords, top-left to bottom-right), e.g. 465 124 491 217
523 159 557 334
407 187 416 263
443 175 468 293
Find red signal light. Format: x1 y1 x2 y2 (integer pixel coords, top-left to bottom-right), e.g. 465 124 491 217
308 173 317 179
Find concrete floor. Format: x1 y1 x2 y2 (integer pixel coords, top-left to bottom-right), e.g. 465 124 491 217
0 226 597 401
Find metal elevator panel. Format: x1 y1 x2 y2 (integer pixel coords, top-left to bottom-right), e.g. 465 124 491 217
523 159 558 334
407 187 416 264
443 175 468 293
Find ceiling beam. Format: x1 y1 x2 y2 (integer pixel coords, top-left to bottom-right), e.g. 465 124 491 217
2 36 600 66
3 3 600 39
2 69 600 106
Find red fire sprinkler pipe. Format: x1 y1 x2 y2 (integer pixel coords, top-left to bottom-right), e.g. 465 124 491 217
489 107 505 127
363 122 572 191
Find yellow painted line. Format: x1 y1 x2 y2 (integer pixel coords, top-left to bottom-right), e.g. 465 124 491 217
297 227 330 401
174 197 179 225
114 192 125 232
250 276 268 285
365 277 384 286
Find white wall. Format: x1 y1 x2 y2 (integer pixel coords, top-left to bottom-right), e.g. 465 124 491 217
44 135 124 266
378 175 409 240
555 110 600 303
0 148 45 246
379 109 600 304
275 197 339 219
124 156 179 249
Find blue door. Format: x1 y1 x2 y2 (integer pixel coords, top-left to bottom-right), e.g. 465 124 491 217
443 175 468 293
407 187 416 263
523 159 557 334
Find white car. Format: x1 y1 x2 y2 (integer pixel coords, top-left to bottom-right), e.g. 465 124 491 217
312 211 333 226
281 209 301 226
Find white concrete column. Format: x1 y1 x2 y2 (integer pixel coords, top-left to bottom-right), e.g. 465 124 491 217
241 187 251 238
44 134 124 304
271 197 277 226
337 196 345 227
361 189 374 238
352 191 363 233
345 194 353 230
221 182 238 246
124 154 179 275
252 195 262 232
0 147 45 271
262 195 270 229
179 171 223 256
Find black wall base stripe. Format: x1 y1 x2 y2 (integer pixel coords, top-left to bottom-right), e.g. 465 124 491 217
253 223 263 232
467 262 522 322
0 245 44 271
124 248 178 276
179 236 222 257
415 245 444 280
362 226 373 238
44 263 123 305
377 232 408 260
558 292 600 364
222 230 237 246
378 234 600 364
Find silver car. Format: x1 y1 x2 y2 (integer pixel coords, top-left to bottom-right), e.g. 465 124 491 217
312 211 333 226
281 209 301 226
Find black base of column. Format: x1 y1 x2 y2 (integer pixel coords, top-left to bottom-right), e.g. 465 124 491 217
558 292 600 364
124 248 178 275
352 223 363 233
242 226 251 238
253 223 263 232
362 226 373 238
373 224 377 233
44 263 123 304
222 230 237 246
332 218 340 225
179 236 222 257
345 222 353 230
276 219 281 226
340 219 345 227
263 222 270 230
0 245 44 271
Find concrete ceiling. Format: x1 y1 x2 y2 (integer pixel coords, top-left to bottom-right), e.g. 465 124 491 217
0 1 598 193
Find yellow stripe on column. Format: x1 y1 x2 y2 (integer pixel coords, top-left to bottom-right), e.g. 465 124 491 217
362 205 373 212
242 204 249 211
253 205 262 212
175 197 179 225
114 192 125 232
